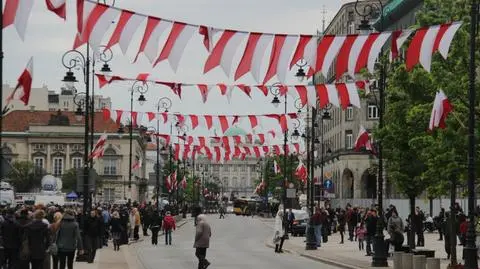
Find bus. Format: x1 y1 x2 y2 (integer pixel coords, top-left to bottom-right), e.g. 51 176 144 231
233 198 257 216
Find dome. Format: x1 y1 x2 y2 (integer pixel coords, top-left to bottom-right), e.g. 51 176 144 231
41 175 58 191
223 126 248 137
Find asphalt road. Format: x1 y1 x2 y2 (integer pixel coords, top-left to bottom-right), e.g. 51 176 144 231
134 214 341 269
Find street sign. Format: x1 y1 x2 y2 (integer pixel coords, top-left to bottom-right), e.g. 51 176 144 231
324 180 333 191
286 188 296 198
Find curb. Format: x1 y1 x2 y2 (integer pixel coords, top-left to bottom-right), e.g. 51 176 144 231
264 240 365 269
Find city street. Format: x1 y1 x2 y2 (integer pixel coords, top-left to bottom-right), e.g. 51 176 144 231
133 215 341 269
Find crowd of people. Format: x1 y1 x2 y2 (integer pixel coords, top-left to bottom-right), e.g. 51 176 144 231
272 201 478 259
0 201 185 269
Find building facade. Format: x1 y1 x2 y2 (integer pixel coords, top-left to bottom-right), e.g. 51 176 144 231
2 110 147 202
312 0 422 200
2 84 111 113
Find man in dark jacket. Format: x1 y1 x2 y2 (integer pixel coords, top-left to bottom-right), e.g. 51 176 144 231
365 209 378 256
56 209 84 269
84 210 101 263
149 210 162 245
25 210 50 269
1 208 21 269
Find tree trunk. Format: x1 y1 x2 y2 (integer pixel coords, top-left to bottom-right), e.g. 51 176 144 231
409 195 416 250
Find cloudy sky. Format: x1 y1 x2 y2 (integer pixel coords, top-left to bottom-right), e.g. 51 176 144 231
4 0 352 136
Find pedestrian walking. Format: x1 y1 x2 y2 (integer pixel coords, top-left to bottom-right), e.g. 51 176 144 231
194 214 211 269
149 210 162 245
110 211 123 251
163 211 176 245
273 210 285 253
23 210 51 269
337 209 346 244
56 209 83 269
84 210 101 263
356 222 366 251
49 211 63 269
1 208 21 269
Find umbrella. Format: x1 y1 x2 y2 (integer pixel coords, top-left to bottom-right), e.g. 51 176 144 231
66 192 78 199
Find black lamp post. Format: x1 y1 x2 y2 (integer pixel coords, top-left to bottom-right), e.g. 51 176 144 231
61 49 92 216
319 105 332 205
152 97 172 210
354 0 388 266
120 80 149 200
464 1 478 268
271 84 303 238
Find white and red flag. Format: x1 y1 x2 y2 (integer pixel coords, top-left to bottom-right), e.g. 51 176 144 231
294 160 308 184
6 57 33 106
180 175 187 190
429 90 453 131
45 0 66 19
354 125 370 152
170 170 178 191
273 160 281 175
132 158 142 170
3 0 34 40
89 133 107 160
165 174 172 192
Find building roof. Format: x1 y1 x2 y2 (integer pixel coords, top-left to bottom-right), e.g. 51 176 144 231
224 126 248 136
373 0 422 30
3 110 119 133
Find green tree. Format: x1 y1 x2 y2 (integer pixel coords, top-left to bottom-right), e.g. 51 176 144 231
7 161 45 192
61 168 77 192
376 0 479 249
255 156 301 201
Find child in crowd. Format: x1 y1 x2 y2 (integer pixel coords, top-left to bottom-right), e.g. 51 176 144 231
356 222 367 251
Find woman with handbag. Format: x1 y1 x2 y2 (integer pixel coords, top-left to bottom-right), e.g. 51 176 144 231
56 209 84 269
49 212 63 269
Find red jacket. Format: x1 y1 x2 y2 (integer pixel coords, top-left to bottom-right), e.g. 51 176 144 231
460 221 468 234
163 215 176 231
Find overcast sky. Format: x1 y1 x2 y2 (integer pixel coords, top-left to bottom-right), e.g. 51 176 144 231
4 0 352 137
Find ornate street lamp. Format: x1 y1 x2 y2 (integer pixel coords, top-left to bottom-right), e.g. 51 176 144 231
126 80 149 193
354 0 388 266
61 49 92 216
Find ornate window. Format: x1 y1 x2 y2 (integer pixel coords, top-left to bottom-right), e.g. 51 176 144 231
53 157 64 176
103 148 118 176
72 157 82 169
33 144 46 152
33 157 45 169
52 144 65 152
71 144 83 152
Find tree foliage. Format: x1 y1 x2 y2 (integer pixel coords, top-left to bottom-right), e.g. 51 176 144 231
378 0 480 199
7 161 45 192
61 168 77 192
255 156 301 199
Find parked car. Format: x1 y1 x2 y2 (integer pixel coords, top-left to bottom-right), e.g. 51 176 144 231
290 209 309 237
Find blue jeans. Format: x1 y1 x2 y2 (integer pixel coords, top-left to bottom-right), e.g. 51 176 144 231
165 229 172 245
314 225 322 247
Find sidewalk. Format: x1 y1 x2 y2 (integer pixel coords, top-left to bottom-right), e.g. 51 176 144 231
259 218 464 269
75 218 189 269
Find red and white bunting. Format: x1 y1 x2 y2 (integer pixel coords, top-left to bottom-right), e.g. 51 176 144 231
428 90 453 131
204 30 248 75
406 22 462 72
106 11 144 54
6 57 33 106
74 1 120 49
45 0 66 19
96 74 363 110
155 22 196 71
3 0 34 40
134 17 171 63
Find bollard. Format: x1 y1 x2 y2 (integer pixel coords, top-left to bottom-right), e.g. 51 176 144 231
393 252 403 269
401 253 413 269
413 255 426 269
426 258 440 269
